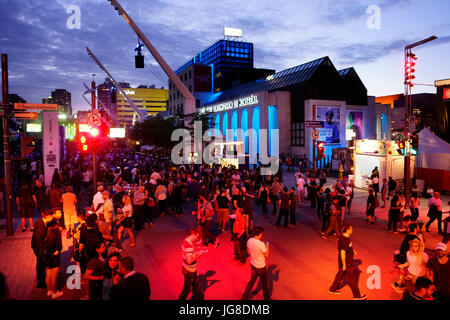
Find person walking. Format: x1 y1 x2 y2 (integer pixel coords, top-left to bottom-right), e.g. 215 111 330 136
410 191 420 222
31 210 55 290
321 194 341 239
84 242 107 301
132 185 145 231
270 178 282 214
16 181 35 232
217 188 231 233
289 187 297 227
257 182 270 214
387 177 397 200
178 228 208 300
426 192 443 234
43 218 64 299
328 224 367 300
197 194 219 247
366 189 377 224
371 175 380 198
380 178 388 208
231 208 248 263
242 227 271 300
61 186 77 239
388 192 403 234
117 194 136 247
274 187 290 228
33 179 48 214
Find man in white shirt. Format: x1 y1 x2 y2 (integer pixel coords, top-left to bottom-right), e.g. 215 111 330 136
242 226 271 300
92 185 105 215
296 175 305 204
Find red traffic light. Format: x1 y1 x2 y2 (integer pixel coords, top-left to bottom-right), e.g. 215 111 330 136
316 141 326 161
90 127 100 137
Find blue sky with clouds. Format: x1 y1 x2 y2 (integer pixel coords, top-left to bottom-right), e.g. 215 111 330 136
1 0 449 113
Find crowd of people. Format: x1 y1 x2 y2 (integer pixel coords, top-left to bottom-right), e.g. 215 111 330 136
1 143 448 301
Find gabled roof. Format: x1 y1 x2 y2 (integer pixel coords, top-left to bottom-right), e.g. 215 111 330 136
207 56 334 104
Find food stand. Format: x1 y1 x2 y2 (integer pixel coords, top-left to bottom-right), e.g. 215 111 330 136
353 139 415 189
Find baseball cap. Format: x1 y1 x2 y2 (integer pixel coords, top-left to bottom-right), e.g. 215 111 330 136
435 243 447 251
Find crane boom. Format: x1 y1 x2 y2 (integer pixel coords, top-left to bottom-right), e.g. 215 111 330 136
107 0 195 115
86 46 146 121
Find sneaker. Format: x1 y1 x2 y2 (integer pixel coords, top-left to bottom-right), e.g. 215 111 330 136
353 294 367 300
52 291 64 299
47 291 53 297
328 290 341 295
321 235 328 240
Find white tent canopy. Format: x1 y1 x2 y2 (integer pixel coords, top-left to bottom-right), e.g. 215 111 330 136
416 128 450 170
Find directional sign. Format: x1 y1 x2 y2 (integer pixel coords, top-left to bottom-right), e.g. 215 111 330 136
14 112 39 119
14 103 58 111
312 128 319 140
88 112 101 126
306 120 324 128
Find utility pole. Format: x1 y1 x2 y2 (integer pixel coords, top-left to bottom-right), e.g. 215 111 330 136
91 75 98 191
1 53 13 236
403 36 437 208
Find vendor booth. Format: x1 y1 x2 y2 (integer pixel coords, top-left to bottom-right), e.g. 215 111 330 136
353 139 415 189
416 128 450 192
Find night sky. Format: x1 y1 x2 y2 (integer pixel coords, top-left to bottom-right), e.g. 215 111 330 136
1 0 449 113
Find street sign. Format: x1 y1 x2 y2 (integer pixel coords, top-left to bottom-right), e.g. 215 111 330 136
14 103 58 111
306 120 324 128
312 128 319 140
13 111 39 119
88 112 101 126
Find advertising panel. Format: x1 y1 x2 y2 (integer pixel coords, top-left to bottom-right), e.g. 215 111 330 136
315 106 341 144
346 110 364 141
43 112 60 187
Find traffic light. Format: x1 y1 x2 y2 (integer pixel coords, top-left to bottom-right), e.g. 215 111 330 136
405 52 417 88
316 141 326 161
410 134 419 155
20 134 35 159
89 126 101 152
135 43 144 68
396 141 405 155
79 133 89 152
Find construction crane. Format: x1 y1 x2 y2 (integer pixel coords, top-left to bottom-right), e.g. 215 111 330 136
86 46 146 122
106 0 196 116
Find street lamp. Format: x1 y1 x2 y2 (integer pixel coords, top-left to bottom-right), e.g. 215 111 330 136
403 35 437 208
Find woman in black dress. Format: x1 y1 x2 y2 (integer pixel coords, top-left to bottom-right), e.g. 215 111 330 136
44 218 64 298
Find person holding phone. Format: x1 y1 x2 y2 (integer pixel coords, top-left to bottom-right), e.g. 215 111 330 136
242 226 271 300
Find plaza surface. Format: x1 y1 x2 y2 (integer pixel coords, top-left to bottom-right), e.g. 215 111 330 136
0 170 448 300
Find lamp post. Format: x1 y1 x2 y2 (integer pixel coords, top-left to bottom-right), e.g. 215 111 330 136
403 35 437 207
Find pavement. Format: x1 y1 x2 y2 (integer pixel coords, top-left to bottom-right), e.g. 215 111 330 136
0 169 448 300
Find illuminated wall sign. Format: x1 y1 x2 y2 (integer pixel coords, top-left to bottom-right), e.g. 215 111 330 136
78 123 91 133
199 94 259 115
26 123 42 133
224 27 243 37
110 127 126 138
444 88 450 100
355 139 386 155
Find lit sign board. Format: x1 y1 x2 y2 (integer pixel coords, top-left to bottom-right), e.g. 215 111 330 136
121 89 135 96
199 94 259 115
78 123 91 133
109 127 126 138
224 27 243 37
355 139 386 155
444 88 450 100
26 123 42 133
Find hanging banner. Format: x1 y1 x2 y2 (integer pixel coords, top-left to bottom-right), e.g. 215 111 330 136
43 111 60 187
